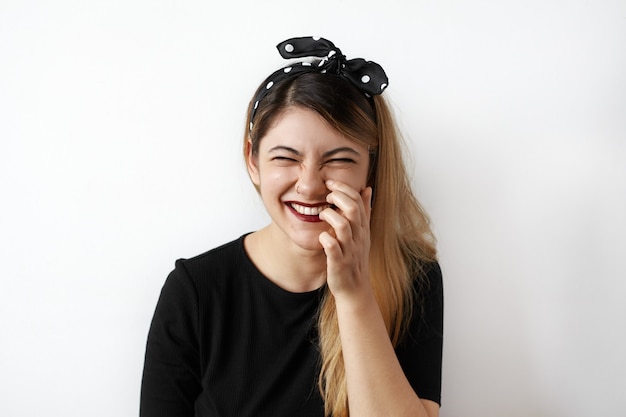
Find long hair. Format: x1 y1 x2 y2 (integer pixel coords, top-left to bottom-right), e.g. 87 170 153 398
243 72 437 417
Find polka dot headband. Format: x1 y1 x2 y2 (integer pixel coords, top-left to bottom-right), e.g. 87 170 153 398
249 36 389 131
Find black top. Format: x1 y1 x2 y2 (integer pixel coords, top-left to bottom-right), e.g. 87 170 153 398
140 235 443 417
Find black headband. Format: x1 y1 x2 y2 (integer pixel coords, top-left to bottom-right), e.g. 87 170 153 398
249 36 389 131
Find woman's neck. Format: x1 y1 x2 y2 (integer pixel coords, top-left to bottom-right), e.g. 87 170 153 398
244 226 327 293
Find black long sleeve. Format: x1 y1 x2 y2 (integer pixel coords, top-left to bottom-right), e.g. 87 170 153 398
140 236 443 416
140 263 202 417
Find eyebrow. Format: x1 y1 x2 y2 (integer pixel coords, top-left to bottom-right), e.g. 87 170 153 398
268 146 361 158
268 146 302 156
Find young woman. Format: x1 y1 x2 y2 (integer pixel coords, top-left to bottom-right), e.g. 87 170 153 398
140 36 443 417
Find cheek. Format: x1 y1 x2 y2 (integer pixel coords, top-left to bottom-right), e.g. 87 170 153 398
325 167 369 190
259 166 297 191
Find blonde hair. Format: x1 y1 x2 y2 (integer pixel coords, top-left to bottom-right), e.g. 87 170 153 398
244 73 437 417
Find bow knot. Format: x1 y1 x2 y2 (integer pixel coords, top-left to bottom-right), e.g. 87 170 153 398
249 36 389 130
275 37 388 96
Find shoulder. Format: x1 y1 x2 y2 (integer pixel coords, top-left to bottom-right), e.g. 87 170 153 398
422 261 443 294
411 260 443 300
166 234 253 293
176 235 247 274
405 260 444 340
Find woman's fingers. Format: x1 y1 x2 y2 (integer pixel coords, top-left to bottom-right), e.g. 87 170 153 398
318 181 373 296
319 230 343 258
319 205 352 248
324 180 371 234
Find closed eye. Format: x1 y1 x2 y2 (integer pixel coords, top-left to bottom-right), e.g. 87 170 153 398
272 156 298 161
271 156 300 165
326 158 356 164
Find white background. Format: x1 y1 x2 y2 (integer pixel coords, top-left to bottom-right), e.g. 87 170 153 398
1 1 625 416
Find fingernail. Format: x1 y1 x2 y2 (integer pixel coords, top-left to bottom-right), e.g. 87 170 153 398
326 180 334 187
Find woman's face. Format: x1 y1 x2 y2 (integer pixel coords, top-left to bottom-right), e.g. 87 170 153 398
247 106 370 251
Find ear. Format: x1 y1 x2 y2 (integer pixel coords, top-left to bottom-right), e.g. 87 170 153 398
246 140 261 186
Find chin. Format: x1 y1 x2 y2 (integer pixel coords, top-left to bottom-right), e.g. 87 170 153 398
293 236 324 252
287 229 326 252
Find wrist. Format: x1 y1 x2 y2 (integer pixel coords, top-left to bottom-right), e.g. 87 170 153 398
333 284 378 315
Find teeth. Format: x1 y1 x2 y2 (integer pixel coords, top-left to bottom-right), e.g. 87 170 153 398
290 203 329 216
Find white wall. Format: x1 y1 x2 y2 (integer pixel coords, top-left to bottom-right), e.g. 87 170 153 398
1 1 624 416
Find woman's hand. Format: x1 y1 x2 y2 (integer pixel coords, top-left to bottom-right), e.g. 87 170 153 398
319 181 436 417
318 180 373 301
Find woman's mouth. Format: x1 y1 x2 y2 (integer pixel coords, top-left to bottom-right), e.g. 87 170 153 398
290 202 329 215
286 202 330 222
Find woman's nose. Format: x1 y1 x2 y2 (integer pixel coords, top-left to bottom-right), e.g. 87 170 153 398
296 165 327 197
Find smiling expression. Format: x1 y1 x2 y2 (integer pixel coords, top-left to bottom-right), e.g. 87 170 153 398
247 106 370 251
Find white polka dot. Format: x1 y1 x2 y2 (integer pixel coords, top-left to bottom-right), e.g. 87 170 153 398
328 50 336 57
313 36 321 41
321 69 327 73
266 81 274 89
302 62 312 66
285 44 294 53
249 122 254 130
380 83 387 90
254 101 259 109
361 75 371 83
284 67 292 73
